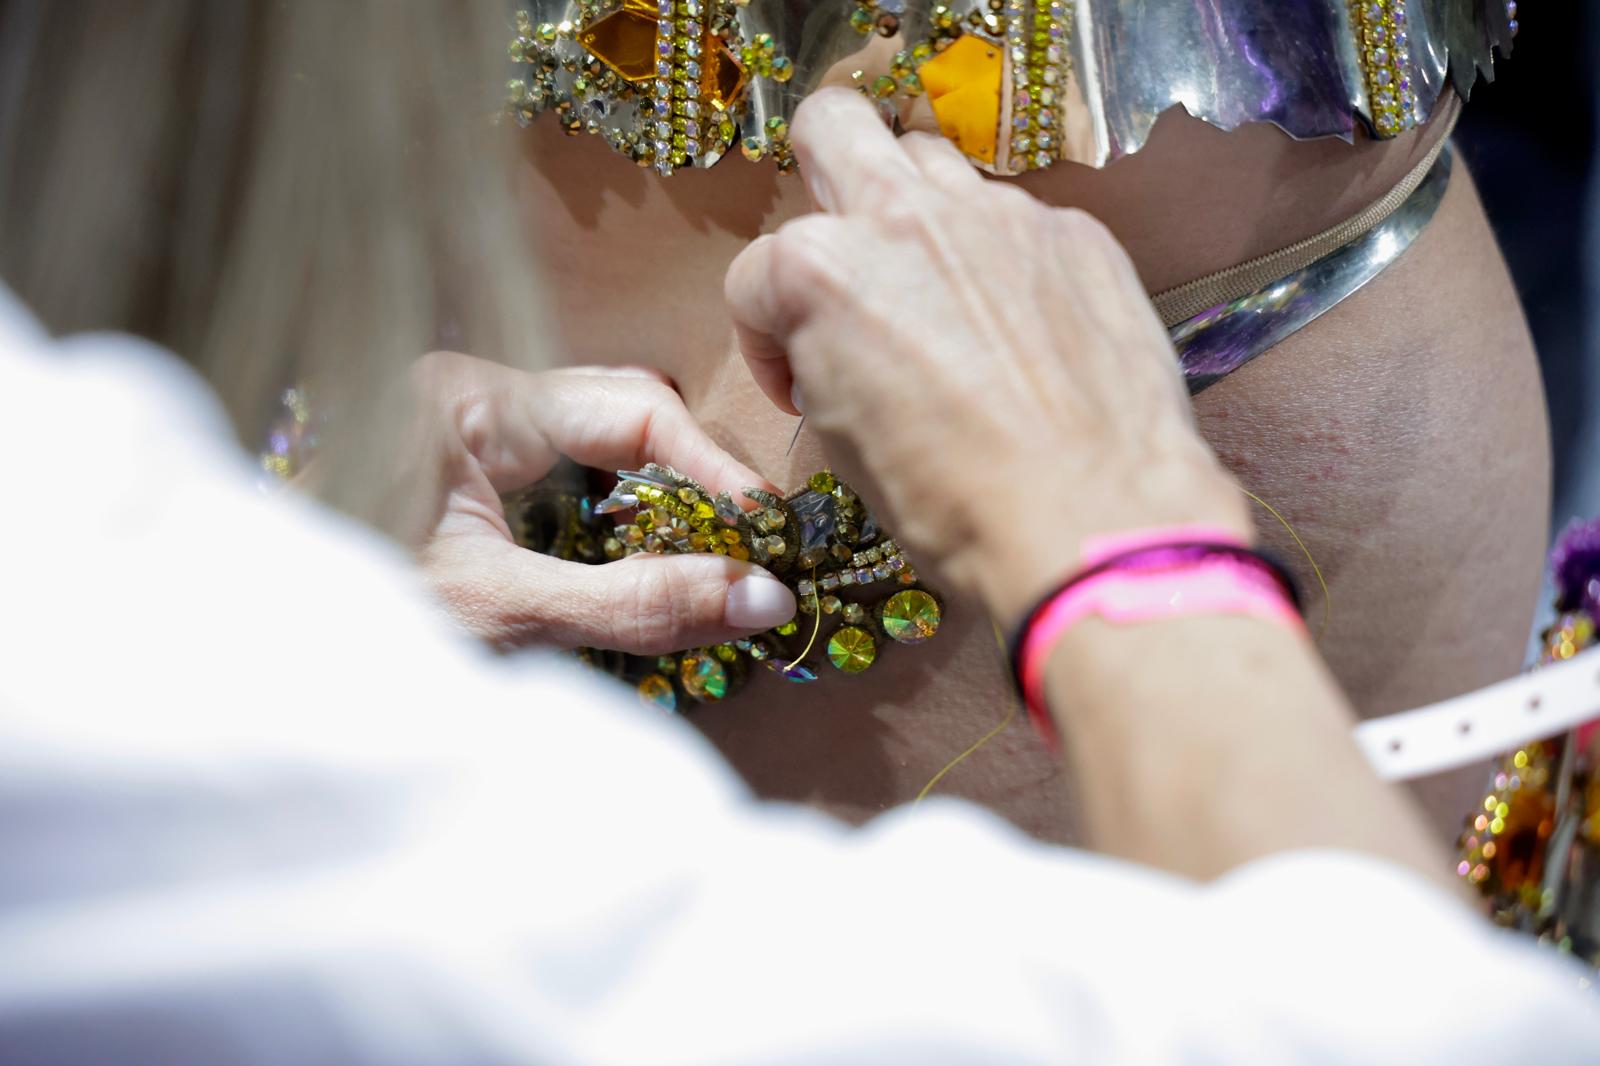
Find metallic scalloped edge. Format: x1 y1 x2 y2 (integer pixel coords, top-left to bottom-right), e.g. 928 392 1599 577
509 0 1517 171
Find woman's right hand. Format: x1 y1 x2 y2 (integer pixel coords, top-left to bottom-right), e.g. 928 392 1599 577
724 90 1251 625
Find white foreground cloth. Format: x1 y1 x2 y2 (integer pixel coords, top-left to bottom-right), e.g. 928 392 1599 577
0 288 1593 1065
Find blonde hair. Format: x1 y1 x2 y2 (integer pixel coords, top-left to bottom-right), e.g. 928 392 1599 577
0 0 548 531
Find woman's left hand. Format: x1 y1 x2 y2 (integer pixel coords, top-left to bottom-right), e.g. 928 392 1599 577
407 352 796 653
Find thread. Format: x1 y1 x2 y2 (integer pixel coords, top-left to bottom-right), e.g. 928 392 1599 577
913 623 1018 805
783 567 822 671
911 496 1327 803
1239 488 1331 641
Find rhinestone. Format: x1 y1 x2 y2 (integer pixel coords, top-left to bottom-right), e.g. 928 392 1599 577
768 660 818 683
827 626 878 674
881 589 941 645
637 673 677 713
680 650 730 701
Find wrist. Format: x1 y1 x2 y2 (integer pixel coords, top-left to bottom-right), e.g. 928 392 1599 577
961 462 1256 628
1009 537 1303 747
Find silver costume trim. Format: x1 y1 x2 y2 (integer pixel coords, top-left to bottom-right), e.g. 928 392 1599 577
511 0 1515 171
1171 143 1452 394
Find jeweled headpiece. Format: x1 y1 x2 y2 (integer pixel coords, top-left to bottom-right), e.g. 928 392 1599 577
506 0 1518 175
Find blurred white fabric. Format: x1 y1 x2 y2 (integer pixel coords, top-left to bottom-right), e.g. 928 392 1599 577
0 287 1594 1065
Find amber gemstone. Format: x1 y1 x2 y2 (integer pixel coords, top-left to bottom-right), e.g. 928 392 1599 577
578 0 658 83
917 35 1003 165
702 35 746 112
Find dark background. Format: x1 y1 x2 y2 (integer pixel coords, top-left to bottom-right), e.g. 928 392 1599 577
1454 7 1596 526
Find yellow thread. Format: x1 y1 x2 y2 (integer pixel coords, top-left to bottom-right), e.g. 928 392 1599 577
1240 488 1330 641
913 623 1017 805
784 567 822 671
914 705 1017 805
911 498 1327 805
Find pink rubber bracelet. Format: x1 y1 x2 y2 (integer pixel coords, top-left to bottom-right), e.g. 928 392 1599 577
1015 528 1304 749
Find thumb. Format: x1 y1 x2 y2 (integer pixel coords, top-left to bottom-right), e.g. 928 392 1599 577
428 540 798 655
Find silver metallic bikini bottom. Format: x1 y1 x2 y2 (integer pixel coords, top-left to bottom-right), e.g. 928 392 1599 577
1168 137 1453 394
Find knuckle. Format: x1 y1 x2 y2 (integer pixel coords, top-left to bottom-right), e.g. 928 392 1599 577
872 186 931 235
616 559 703 654
772 218 848 296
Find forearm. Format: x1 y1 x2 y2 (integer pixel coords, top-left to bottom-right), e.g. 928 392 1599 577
1042 613 1455 888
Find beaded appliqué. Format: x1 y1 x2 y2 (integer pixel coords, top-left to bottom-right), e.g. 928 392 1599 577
508 464 943 711
1457 521 1600 971
1350 0 1418 137
507 4 797 175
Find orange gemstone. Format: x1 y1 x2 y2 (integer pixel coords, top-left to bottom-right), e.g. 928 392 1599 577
579 1 746 111
917 35 1003 165
578 0 659 83
702 35 746 112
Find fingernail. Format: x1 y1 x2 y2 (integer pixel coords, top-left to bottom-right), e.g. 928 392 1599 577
725 573 797 631
790 382 805 414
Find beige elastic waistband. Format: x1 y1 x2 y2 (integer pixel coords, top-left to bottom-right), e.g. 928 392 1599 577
1152 101 1461 328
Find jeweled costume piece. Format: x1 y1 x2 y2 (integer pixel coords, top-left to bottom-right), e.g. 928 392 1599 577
1456 520 1600 972
508 1 1515 390
507 464 943 710
507 0 1516 175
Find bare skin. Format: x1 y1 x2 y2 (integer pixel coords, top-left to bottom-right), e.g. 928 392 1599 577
515 98 1548 844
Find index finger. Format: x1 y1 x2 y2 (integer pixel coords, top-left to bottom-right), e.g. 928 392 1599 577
791 89 921 216
417 353 775 498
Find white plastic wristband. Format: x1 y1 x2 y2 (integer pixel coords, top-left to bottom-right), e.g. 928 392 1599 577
1355 647 1600 781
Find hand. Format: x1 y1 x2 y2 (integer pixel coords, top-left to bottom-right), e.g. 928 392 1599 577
724 90 1250 624
408 353 795 653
